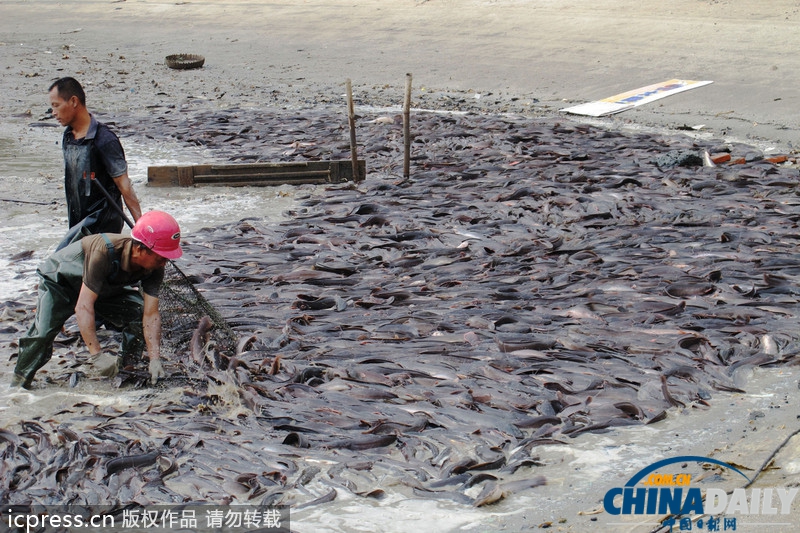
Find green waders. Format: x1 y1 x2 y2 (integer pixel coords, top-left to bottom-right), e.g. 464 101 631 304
13 240 144 388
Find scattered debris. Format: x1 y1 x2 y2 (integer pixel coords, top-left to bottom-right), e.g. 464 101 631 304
561 79 713 117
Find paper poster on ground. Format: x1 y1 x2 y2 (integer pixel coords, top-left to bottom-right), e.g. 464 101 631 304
561 79 713 117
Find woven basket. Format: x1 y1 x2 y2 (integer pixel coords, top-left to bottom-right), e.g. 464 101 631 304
165 54 205 70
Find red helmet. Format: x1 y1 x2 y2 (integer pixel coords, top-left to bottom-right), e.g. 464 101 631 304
131 210 183 259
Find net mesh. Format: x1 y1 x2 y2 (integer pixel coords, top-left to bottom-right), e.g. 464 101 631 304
158 261 237 358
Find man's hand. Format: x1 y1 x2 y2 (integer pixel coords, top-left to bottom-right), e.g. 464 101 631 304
149 358 165 385
90 352 119 378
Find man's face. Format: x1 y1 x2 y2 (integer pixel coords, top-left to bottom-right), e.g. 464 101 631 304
48 87 78 127
136 247 169 270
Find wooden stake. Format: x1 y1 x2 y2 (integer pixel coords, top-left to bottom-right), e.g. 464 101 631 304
346 79 359 181
403 73 412 179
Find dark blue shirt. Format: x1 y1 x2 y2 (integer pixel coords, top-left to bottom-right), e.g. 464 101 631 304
62 115 128 231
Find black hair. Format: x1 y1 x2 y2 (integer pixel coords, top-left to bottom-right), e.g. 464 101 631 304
48 77 86 106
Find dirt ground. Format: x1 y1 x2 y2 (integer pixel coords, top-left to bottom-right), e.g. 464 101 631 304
3 0 800 151
3 1 800 532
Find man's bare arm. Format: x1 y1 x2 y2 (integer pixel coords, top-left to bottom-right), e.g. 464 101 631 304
75 283 102 355
113 171 142 222
142 293 162 361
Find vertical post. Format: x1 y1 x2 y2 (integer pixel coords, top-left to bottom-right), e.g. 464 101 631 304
403 73 412 179
346 79 359 182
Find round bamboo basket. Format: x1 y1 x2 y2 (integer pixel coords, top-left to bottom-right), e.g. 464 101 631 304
165 54 205 70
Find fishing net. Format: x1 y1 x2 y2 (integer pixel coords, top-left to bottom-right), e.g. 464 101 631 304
158 261 237 358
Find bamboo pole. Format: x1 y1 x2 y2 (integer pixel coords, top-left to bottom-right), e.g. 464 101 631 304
403 73 412 179
346 79 359 181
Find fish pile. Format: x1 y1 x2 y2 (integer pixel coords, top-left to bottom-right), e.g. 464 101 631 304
3 106 800 514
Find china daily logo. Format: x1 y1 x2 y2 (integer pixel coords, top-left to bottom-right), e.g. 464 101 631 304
604 456 798 529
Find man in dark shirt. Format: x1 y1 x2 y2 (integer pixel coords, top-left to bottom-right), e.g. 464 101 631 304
12 211 183 389
48 77 143 249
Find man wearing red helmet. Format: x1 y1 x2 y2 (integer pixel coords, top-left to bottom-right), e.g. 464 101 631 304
12 211 182 389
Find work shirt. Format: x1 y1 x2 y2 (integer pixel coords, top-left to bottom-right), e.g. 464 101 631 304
81 234 164 298
62 115 128 230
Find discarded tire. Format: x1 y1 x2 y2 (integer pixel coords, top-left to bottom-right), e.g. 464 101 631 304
165 54 205 70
